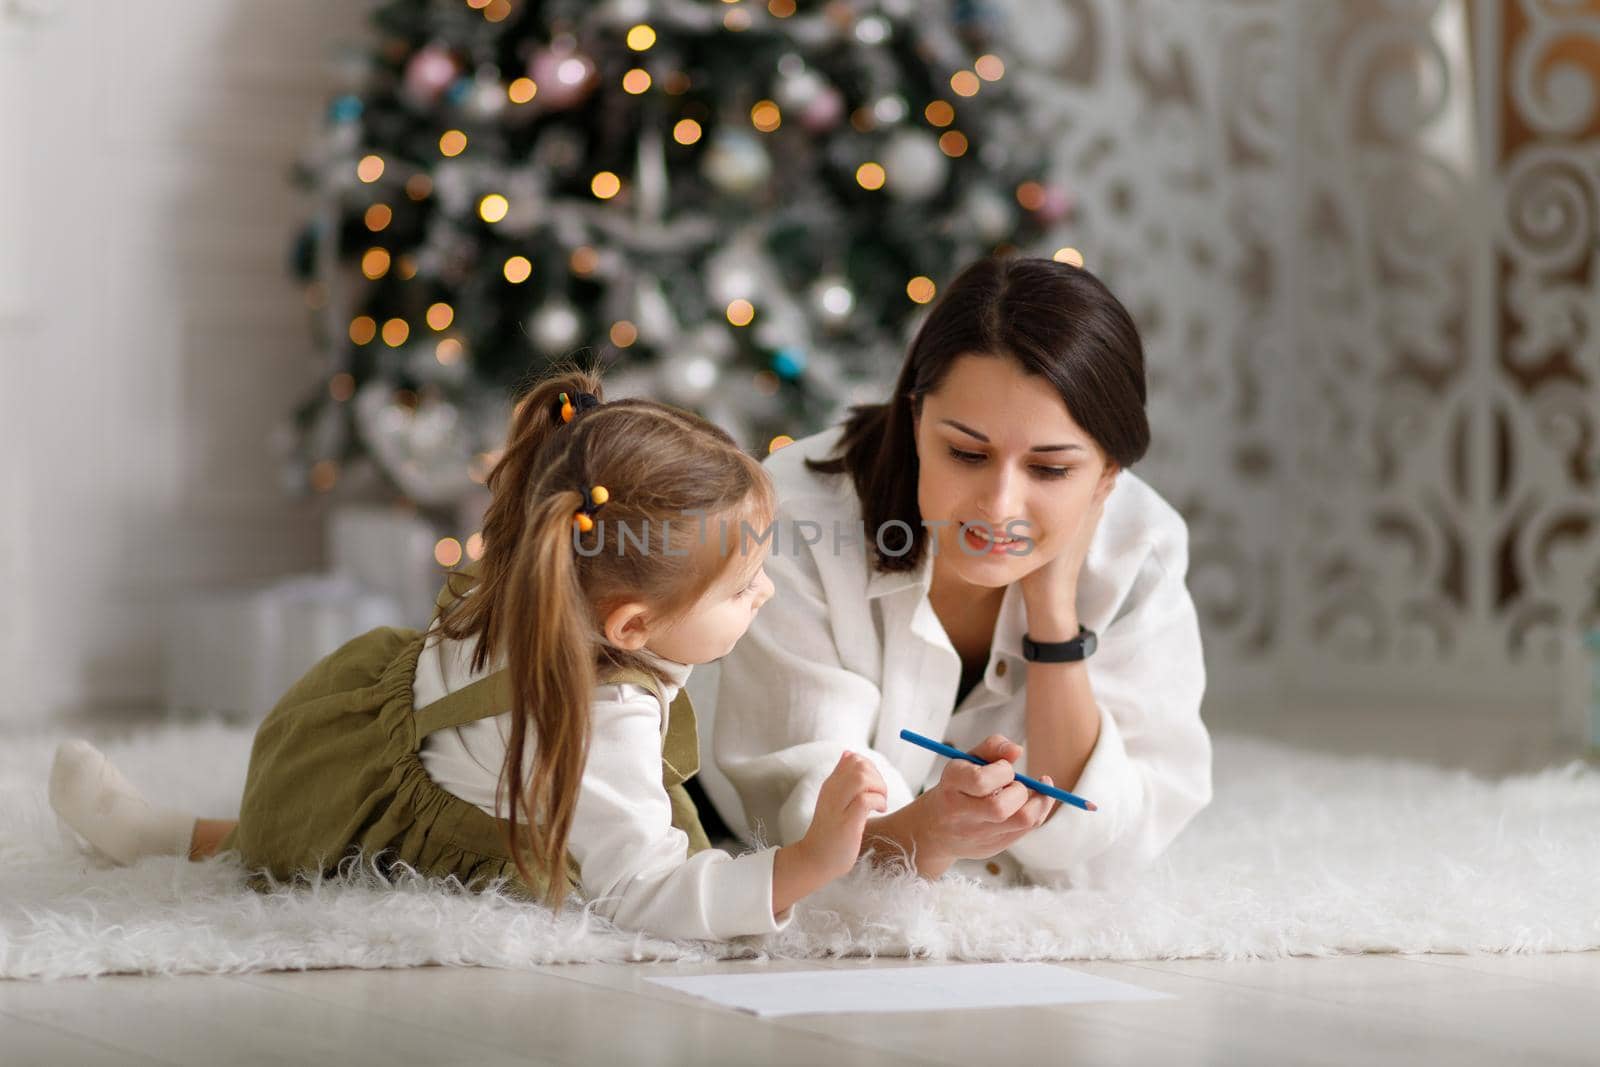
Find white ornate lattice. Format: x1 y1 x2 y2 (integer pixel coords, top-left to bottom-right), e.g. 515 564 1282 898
997 0 1600 707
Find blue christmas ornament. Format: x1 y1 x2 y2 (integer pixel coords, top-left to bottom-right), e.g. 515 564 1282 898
328 95 364 123
447 77 474 106
772 347 807 380
289 222 320 280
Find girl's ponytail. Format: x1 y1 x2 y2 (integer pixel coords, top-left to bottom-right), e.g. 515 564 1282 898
498 489 596 906
436 366 603 903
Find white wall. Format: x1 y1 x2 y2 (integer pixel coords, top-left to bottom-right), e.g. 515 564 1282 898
0 1 370 723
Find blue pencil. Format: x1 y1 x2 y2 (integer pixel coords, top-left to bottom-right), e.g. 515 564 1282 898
898 729 1098 812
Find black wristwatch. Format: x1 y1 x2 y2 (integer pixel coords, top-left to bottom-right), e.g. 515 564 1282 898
1021 626 1097 663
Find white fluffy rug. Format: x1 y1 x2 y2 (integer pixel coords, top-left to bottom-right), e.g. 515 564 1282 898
2 721 1596 980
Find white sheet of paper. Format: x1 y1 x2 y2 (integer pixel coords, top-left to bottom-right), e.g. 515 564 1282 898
645 962 1172 1017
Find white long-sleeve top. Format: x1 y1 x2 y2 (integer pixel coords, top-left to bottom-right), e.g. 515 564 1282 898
413 629 790 940
708 426 1212 889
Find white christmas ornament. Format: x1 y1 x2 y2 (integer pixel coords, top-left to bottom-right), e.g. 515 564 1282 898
883 129 948 202
965 186 1015 241
811 276 855 327
872 94 909 125
467 69 507 120
706 244 765 305
687 322 737 364
702 130 771 194
659 353 720 406
529 303 583 355
776 68 825 111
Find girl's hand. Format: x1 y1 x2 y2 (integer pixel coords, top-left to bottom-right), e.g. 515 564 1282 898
1019 469 1117 632
799 752 889 880
898 734 1058 872
772 753 888 915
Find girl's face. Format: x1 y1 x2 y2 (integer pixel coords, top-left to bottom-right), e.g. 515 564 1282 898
643 534 775 665
913 353 1115 590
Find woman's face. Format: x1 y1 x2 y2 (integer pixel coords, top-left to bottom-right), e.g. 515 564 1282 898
913 353 1115 590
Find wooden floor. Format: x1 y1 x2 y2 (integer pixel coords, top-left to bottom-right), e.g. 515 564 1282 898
3 950 1598 1065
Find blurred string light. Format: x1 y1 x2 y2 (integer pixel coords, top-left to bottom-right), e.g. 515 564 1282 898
726 299 755 326
623 68 651 94
426 302 454 330
349 316 377 344
906 276 936 304
950 70 980 97
361 247 391 279
626 24 656 50
751 100 781 132
974 54 1006 81
478 193 509 222
503 255 532 283
434 537 463 567
507 77 537 103
855 162 886 190
673 118 703 145
310 461 339 492
436 337 464 364
924 100 954 127
591 171 622 199
438 129 467 157
1053 247 1085 267
357 154 385 182
364 204 392 231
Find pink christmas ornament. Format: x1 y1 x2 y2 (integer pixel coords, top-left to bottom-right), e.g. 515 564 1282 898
1037 184 1075 225
800 85 845 132
528 42 597 111
403 43 459 106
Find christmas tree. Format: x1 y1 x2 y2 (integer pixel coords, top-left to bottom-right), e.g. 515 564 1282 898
287 0 1067 519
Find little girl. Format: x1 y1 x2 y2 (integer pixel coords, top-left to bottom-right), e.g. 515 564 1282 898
49 369 887 940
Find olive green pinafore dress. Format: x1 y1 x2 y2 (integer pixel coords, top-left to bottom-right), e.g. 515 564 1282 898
220 574 710 901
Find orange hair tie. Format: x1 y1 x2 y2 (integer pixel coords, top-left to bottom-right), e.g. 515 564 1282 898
572 484 609 533
555 389 599 425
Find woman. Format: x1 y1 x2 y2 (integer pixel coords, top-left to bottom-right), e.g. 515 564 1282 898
699 254 1211 888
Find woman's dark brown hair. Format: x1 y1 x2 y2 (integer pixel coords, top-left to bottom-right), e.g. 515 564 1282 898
808 254 1150 573
436 365 772 906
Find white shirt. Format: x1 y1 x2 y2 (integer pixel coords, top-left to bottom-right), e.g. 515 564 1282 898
708 426 1212 889
413 629 790 940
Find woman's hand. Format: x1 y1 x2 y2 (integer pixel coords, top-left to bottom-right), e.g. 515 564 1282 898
865 734 1057 878
1019 469 1117 635
773 752 887 913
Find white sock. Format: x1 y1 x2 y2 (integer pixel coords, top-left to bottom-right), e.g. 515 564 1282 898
48 739 196 865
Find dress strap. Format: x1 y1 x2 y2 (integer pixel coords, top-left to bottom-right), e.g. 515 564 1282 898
414 670 514 738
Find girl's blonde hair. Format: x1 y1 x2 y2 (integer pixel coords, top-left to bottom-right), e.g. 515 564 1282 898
437 366 773 906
